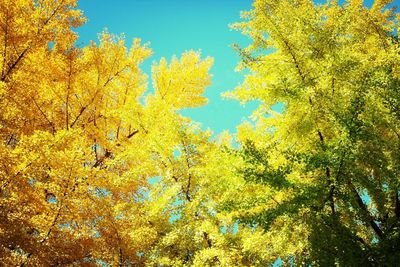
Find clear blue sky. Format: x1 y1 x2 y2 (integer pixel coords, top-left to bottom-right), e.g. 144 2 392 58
76 0 256 135
75 0 392 135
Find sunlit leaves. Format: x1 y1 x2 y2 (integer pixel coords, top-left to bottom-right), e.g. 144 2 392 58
152 51 213 109
0 0 216 265
229 0 400 265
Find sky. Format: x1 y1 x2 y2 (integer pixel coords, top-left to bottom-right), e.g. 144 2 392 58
75 0 394 136
76 0 257 135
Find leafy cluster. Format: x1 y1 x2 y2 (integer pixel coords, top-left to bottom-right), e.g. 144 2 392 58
0 0 399 266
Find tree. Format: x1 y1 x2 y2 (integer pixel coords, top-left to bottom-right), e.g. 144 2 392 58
2 0 400 266
0 0 214 265
228 0 400 265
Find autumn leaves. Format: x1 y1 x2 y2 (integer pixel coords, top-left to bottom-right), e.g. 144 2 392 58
1 0 400 266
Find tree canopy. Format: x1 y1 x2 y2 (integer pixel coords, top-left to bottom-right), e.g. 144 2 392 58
0 0 399 266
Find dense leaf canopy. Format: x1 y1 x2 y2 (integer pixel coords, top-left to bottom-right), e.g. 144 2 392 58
0 0 399 266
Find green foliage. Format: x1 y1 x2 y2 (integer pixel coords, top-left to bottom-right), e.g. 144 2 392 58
228 0 400 265
1 0 400 266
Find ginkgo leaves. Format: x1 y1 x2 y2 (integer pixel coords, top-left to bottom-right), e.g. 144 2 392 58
0 0 85 81
152 51 213 109
4 0 400 265
227 0 400 265
1 0 217 265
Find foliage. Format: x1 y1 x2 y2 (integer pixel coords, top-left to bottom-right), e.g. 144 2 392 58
0 0 399 266
0 0 215 265
228 0 400 265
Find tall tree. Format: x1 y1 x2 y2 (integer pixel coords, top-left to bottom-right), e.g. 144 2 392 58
0 0 214 265
228 0 400 265
2 0 400 266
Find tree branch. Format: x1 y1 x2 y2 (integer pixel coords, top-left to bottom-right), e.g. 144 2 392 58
317 130 335 215
1 45 30 82
348 181 384 239
126 129 139 139
395 190 400 219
